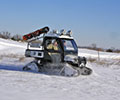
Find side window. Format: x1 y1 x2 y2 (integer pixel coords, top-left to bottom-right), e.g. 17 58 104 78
45 39 60 51
65 40 74 50
30 41 41 48
29 36 43 48
62 39 77 51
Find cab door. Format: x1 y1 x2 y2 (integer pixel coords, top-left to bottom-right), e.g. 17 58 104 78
43 37 62 63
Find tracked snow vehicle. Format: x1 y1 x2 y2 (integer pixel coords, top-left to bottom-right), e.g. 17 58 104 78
23 27 92 76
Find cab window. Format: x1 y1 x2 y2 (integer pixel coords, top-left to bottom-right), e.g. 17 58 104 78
45 38 61 51
62 39 78 51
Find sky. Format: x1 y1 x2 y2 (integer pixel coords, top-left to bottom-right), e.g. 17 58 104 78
0 0 120 49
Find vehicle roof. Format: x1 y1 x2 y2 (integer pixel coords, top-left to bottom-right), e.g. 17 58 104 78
44 32 73 39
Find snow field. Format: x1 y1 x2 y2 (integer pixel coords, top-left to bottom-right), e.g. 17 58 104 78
0 38 120 100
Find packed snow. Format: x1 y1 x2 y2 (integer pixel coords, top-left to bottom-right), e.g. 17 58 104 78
0 38 120 100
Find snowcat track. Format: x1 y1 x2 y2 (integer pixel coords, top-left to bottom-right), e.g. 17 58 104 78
23 61 92 77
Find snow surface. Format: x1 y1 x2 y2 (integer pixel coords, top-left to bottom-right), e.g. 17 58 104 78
79 48 120 59
0 38 120 100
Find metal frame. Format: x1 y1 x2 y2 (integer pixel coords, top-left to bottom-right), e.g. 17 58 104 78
27 33 46 49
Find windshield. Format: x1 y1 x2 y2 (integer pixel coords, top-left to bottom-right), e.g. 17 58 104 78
61 39 78 52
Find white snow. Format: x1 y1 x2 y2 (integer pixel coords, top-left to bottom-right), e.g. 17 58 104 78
0 38 120 100
0 38 26 56
79 48 120 59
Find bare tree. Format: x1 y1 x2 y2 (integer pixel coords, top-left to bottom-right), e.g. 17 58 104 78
91 43 97 49
11 34 22 41
0 31 11 39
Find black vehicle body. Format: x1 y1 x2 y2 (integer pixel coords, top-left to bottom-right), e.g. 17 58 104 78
23 26 93 76
24 27 92 76
25 35 87 68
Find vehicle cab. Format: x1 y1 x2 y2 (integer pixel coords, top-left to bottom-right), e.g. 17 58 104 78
42 33 78 63
23 27 92 76
25 29 79 65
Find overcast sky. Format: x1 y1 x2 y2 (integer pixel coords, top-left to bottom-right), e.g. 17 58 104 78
0 0 120 49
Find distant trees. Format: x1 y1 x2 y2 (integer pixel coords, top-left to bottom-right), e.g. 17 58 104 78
106 47 120 53
91 43 97 49
0 31 11 39
106 49 113 52
0 31 22 41
11 34 22 41
78 43 120 53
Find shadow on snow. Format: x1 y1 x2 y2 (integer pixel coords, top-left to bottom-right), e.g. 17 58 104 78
0 64 41 74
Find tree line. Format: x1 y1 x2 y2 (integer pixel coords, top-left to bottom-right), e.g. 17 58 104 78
78 43 120 53
0 31 22 41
